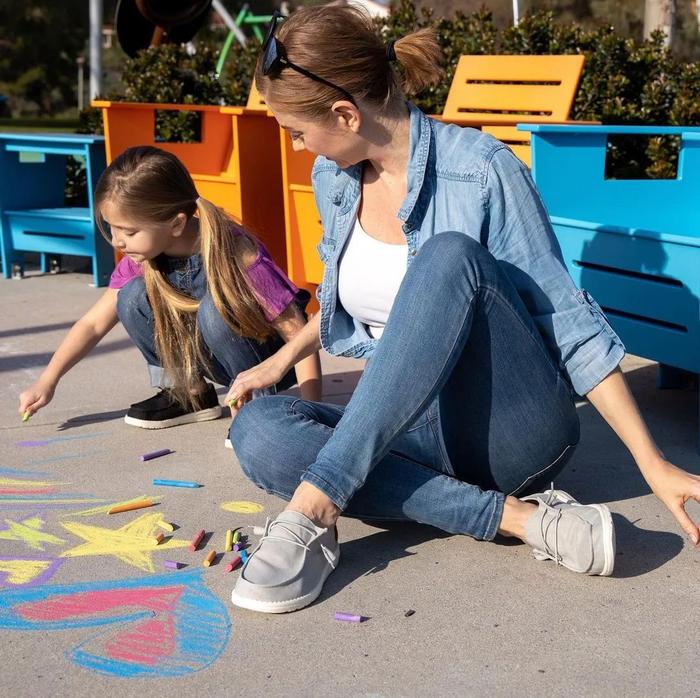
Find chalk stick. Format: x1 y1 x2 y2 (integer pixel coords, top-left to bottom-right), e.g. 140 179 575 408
225 555 242 573
152 479 201 488
203 550 216 567
153 532 165 545
21 411 31 423
156 520 174 532
232 543 240 553
334 612 362 623
240 549 249 564
189 529 205 552
232 530 241 544
139 448 173 462
108 498 154 515
225 529 233 552
164 560 181 570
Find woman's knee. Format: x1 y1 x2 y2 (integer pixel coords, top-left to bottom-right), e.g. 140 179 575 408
417 232 497 282
116 277 149 327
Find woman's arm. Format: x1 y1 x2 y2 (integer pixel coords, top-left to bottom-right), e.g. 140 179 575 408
586 367 700 545
225 312 322 414
18 289 120 417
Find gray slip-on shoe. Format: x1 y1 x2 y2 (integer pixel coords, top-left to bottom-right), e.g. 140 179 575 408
230 510 340 613
520 487 615 576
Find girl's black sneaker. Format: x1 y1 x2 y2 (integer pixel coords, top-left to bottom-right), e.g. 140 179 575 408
124 383 222 429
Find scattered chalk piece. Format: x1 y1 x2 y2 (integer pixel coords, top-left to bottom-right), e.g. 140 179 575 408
139 448 173 462
203 550 217 567
108 498 154 515
240 549 249 564
225 529 233 552
189 529 205 552
232 530 241 544
156 520 174 532
335 612 363 623
153 532 165 545
404 609 416 617
164 560 182 570
225 555 242 573
152 478 201 488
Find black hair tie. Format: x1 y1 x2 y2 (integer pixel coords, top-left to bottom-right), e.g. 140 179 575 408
386 39 397 63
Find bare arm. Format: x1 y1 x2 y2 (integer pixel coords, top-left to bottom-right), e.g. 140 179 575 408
586 367 700 544
18 289 120 417
271 304 322 402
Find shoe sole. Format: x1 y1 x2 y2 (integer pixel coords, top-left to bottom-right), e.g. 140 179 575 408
230 549 340 614
531 501 615 576
124 405 223 429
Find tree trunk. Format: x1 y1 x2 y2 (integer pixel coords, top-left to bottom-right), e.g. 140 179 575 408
644 0 675 47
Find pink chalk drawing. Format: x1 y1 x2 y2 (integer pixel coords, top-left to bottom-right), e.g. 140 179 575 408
0 570 230 677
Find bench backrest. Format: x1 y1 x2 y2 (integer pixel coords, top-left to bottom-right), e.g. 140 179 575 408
443 55 585 166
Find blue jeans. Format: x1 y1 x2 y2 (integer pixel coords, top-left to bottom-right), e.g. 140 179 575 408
231 233 580 540
116 254 297 391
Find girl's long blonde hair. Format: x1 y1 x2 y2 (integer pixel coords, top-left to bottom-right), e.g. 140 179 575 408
95 146 274 408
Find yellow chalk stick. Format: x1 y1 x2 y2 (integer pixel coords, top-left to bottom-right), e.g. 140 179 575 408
22 411 30 422
203 549 216 567
225 529 233 552
232 530 241 544
156 520 174 532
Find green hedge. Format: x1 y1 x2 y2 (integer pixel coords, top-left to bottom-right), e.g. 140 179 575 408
79 2 700 178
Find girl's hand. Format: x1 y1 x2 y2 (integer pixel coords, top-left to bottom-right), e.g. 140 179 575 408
225 354 288 419
19 378 57 420
644 458 700 546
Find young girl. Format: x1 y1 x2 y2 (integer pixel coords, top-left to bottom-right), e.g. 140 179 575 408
18 145 321 430
223 6 700 614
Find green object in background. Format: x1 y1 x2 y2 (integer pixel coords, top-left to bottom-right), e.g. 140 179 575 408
215 5 273 79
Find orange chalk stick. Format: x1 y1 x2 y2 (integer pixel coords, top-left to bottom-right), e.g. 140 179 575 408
189 529 205 552
107 498 154 515
203 550 216 567
153 532 165 545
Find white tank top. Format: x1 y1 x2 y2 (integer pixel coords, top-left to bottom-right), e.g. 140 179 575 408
337 217 408 339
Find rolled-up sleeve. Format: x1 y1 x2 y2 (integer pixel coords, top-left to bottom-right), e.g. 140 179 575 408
484 146 625 396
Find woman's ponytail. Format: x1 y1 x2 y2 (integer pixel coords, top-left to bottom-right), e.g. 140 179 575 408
393 28 444 95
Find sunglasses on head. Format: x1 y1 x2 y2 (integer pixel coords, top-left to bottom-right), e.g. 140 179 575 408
262 10 357 106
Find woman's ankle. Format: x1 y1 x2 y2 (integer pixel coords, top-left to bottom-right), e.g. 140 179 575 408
284 481 341 528
498 496 538 542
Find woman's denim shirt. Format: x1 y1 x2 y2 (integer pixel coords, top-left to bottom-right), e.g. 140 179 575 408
311 103 625 396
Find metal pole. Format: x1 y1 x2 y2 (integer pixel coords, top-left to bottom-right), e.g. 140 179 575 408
89 0 103 100
77 56 85 112
513 0 520 26
212 0 248 46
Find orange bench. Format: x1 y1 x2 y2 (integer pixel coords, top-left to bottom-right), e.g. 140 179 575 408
438 54 586 167
93 99 286 269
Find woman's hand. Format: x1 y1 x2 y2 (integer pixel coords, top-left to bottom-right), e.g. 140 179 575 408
19 378 57 419
225 353 288 419
644 457 700 546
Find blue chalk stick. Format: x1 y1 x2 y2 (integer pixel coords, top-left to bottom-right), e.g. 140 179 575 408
152 479 201 488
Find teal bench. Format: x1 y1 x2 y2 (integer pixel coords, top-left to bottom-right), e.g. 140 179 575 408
0 133 112 286
521 124 700 445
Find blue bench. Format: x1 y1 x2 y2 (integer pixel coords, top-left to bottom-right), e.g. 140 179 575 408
0 133 112 287
520 124 700 446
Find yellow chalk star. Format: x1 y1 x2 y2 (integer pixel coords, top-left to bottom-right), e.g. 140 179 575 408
0 516 66 551
60 512 189 572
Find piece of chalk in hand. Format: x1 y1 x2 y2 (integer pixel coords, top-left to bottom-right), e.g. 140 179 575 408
21 411 31 422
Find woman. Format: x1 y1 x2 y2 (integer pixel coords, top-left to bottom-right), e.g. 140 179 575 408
225 6 700 614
